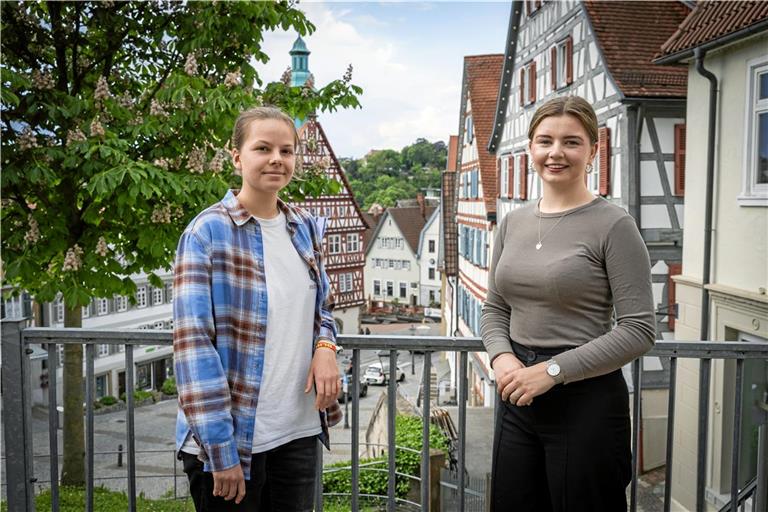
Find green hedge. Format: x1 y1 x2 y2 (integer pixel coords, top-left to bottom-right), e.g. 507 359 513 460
161 377 177 396
322 415 449 500
0 486 193 512
99 395 118 406
119 389 154 403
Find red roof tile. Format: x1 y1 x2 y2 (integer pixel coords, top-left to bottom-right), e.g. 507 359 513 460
657 1 768 62
583 1 691 97
464 54 504 215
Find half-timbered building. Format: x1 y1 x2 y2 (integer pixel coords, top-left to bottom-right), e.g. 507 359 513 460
489 1 692 340
456 54 504 406
289 37 370 334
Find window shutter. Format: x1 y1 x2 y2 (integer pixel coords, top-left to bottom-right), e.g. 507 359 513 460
598 126 611 196
674 124 685 196
519 154 528 200
507 156 515 197
550 46 557 91
566 36 573 85
667 263 682 330
529 62 537 104
519 69 525 107
496 158 502 199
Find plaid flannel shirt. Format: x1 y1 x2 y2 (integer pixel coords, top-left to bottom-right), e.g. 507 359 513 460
173 190 342 476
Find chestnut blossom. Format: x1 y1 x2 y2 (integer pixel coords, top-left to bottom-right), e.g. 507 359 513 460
208 150 227 173
62 244 84 272
151 204 173 224
66 128 87 146
96 237 108 257
94 76 110 103
117 92 134 108
224 69 241 88
31 70 55 90
153 158 170 170
90 117 105 138
280 67 292 86
187 148 206 174
184 53 198 76
18 128 39 150
343 64 353 83
150 99 169 118
24 215 40 244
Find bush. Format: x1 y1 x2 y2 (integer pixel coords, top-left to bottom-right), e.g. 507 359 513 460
119 390 155 403
161 377 177 396
322 414 450 500
0 485 193 512
99 395 118 406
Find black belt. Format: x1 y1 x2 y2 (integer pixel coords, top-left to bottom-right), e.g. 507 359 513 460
511 340 570 365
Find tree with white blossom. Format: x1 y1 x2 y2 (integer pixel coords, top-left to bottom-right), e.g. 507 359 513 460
1 0 361 486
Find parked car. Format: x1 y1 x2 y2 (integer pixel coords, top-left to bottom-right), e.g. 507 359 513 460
337 375 368 403
364 362 406 385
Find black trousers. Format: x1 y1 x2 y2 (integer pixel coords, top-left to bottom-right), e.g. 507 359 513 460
182 435 319 512
491 344 632 512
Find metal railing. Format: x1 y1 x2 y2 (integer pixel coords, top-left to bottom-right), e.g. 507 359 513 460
2 319 767 512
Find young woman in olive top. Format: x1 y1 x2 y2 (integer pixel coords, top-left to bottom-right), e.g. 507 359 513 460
481 96 656 512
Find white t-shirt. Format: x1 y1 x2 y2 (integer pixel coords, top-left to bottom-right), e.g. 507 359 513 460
181 211 321 456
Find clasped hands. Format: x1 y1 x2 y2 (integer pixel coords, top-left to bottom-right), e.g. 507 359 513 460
492 353 557 406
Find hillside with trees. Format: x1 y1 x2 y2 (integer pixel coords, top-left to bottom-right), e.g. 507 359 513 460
342 138 446 209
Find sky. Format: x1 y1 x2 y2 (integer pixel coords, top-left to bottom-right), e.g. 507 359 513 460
254 2 511 159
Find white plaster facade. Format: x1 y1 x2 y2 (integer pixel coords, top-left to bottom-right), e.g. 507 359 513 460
417 207 442 307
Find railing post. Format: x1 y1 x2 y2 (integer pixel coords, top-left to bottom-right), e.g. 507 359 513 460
1 318 36 512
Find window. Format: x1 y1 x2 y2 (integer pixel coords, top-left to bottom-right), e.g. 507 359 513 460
373 280 381 296
97 298 109 316
499 157 509 198
428 268 435 280
165 283 173 303
98 344 110 357
82 303 91 318
115 295 128 312
346 233 360 253
386 281 394 297
399 283 407 299
741 58 768 205
465 114 474 144
328 234 342 253
428 240 435 253
55 299 64 322
153 287 164 306
550 37 573 91
520 61 537 106
339 273 353 293
411 282 418 289
513 153 528 200
136 286 147 308
136 363 152 390
404 261 411 271
95 375 107 399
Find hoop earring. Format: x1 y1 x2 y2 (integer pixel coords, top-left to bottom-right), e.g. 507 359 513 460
585 163 594 174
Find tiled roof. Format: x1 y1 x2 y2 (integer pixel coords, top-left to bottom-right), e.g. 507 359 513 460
361 212 381 251
442 135 459 276
464 54 504 215
582 1 691 97
388 206 437 255
656 1 768 63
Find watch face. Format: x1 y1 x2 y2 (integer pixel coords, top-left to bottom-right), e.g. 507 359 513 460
547 363 560 377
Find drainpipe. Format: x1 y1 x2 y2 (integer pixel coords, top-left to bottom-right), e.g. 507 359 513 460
693 47 718 512
694 47 717 342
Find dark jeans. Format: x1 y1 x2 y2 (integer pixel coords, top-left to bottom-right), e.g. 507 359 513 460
491 344 632 512
182 435 319 512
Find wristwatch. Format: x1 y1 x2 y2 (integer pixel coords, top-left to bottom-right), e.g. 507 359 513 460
546 359 564 384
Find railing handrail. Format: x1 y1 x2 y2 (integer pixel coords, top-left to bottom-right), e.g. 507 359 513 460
19 327 768 359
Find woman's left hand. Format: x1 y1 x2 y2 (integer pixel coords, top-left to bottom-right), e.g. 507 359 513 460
501 362 556 406
305 347 340 410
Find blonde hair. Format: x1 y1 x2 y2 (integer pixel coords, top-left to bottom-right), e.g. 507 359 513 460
231 106 299 150
527 96 598 145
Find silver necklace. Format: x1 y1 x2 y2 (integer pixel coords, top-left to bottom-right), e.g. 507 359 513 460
536 201 568 250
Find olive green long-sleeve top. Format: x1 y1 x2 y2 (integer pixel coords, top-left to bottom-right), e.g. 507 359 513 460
481 198 656 384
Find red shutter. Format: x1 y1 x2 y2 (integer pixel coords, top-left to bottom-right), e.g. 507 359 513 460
520 154 528 200
498 159 503 198
507 156 515 197
598 126 611 196
535 0 542 8
566 37 573 85
525 1 530 15
529 62 537 103
674 124 686 196
519 68 525 107
550 46 557 91
667 263 682 331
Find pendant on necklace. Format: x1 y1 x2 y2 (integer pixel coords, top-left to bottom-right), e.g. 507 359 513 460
535 242 542 250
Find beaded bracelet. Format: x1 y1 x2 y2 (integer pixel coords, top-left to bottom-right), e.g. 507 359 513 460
315 340 337 353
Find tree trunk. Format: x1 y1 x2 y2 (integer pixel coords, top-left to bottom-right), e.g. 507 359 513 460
60 306 84 486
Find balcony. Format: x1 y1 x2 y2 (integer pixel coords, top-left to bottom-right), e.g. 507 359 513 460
2 319 767 511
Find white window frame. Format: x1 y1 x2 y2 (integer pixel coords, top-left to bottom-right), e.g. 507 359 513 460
346 233 360 253
97 298 109 316
115 295 128 312
373 279 381 296
740 57 768 206
501 157 509 198
136 286 147 308
386 281 394 297
166 283 173 303
399 282 407 299
555 39 569 89
428 239 435 253
82 303 90 318
98 344 110 357
55 299 64 323
587 151 600 194
328 234 342 254
513 154 522 199
153 287 164 306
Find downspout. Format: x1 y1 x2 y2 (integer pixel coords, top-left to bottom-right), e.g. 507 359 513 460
693 46 717 512
694 47 717 342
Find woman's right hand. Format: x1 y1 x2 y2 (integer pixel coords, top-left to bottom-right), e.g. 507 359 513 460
492 353 525 396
